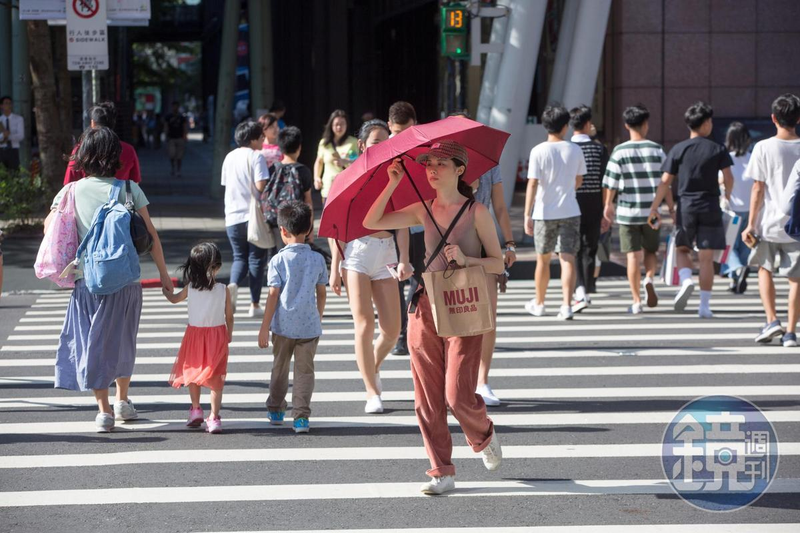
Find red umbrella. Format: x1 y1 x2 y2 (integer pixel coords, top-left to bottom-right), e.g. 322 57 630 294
318 116 510 242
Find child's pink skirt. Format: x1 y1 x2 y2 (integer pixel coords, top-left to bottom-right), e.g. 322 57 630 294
169 325 229 391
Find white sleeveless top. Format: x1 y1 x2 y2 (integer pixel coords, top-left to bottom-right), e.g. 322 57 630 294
187 284 227 328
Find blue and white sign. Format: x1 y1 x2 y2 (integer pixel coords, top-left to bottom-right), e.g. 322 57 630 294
662 395 779 512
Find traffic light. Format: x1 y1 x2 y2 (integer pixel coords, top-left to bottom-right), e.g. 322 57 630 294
441 3 469 59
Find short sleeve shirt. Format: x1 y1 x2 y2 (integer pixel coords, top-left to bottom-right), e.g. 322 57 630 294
602 140 666 225
267 244 328 339
317 136 359 198
52 177 149 243
662 136 732 213
221 147 270 227
527 141 586 220
744 137 800 243
64 141 142 185
474 166 503 208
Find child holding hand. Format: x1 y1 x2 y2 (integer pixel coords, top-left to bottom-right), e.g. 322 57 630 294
164 242 234 433
258 201 327 433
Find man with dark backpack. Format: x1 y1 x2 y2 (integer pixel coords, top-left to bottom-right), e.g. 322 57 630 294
262 126 314 257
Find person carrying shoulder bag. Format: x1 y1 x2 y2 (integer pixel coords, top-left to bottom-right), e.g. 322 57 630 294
363 140 504 496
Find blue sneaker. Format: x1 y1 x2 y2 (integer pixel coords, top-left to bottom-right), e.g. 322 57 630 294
293 417 310 433
755 320 784 344
782 332 798 348
268 411 285 426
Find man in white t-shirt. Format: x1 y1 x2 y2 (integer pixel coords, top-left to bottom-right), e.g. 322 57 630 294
523 104 586 320
742 93 800 347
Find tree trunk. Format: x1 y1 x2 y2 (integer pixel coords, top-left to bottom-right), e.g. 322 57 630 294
26 20 66 190
52 26 75 152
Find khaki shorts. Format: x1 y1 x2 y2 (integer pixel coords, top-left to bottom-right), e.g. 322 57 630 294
167 138 186 160
754 240 800 279
534 217 580 255
619 224 660 254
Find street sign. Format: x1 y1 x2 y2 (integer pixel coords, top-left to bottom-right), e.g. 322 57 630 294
20 0 151 21
66 0 109 71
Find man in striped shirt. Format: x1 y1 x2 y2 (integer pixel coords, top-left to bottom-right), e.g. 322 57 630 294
570 105 608 311
602 104 671 314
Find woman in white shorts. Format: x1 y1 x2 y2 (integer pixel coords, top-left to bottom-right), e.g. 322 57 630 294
330 119 412 414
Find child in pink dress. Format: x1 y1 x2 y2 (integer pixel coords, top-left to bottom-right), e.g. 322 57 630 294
163 243 234 433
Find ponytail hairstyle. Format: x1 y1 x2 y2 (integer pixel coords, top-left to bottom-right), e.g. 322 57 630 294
452 158 474 201
179 242 223 291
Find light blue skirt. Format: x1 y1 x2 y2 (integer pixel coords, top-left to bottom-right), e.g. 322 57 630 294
54 280 143 391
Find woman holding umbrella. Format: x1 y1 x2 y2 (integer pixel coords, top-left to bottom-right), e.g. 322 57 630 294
363 140 504 495
330 119 412 414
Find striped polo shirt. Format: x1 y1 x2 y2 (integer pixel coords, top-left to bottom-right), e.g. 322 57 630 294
602 140 666 225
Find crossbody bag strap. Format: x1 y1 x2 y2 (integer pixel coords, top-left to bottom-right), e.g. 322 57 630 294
408 199 474 313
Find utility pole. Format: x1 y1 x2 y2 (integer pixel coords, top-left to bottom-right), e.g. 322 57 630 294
210 0 240 200
10 0 30 168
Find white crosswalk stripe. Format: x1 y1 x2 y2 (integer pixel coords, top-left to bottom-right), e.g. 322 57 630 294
1 279 798 530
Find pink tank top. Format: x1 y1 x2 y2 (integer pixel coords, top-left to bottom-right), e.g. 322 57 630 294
423 200 482 272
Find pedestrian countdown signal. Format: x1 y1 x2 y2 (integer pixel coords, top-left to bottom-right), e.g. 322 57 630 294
441 5 469 59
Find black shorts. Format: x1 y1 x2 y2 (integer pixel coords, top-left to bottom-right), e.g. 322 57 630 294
675 208 726 250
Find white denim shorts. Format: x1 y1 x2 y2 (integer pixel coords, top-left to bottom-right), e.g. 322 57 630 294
341 236 398 281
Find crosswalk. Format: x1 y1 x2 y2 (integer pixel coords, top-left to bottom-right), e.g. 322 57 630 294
0 278 798 530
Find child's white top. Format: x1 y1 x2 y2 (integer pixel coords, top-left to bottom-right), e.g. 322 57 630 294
187 284 227 328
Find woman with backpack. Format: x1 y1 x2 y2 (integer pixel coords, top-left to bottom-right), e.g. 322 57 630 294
363 140 504 495
46 127 173 433
329 120 412 414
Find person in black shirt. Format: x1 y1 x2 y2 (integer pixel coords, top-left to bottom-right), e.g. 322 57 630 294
164 102 188 177
569 105 608 310
649 102 734 318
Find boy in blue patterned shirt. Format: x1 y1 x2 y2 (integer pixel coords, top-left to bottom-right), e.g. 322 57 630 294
258 201 328 433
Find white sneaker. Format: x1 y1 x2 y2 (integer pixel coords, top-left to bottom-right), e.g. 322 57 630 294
524 300 546 317
572 299 589 313
364 395 384 414
628 302 643 315
477 384 501 406
95 413 115 433
674 279 695 312
481 431 503 471
558 305 573 320
114 399 138 421
227 283 239 314
698 306 714 319
420 475 455 495
374 372 382 396
247 306 264 318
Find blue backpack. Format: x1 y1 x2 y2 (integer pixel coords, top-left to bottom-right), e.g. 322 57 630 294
785 169 800 242
75 180 140 295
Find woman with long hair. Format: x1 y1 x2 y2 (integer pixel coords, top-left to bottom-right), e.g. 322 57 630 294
330 119 412 414
313 109 358 202
363 140 504 495
721 121 753 293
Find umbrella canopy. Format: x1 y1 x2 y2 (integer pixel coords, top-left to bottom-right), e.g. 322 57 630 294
318 116 510 242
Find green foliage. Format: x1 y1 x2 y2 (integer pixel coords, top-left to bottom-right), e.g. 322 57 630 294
0 166 49 227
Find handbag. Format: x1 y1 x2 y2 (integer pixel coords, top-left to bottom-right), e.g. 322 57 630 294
34 182 78 288
246 151 276 249
413 199 495 338
125 180 153 255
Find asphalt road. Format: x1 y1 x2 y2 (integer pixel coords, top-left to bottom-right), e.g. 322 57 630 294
0 277 798 532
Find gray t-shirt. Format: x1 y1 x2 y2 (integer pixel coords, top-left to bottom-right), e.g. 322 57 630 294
474 166 503 208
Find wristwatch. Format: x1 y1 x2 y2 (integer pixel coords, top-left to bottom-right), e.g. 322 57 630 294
505 245 516 253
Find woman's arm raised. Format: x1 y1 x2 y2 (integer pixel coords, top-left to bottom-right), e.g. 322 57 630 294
363 159 422 231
